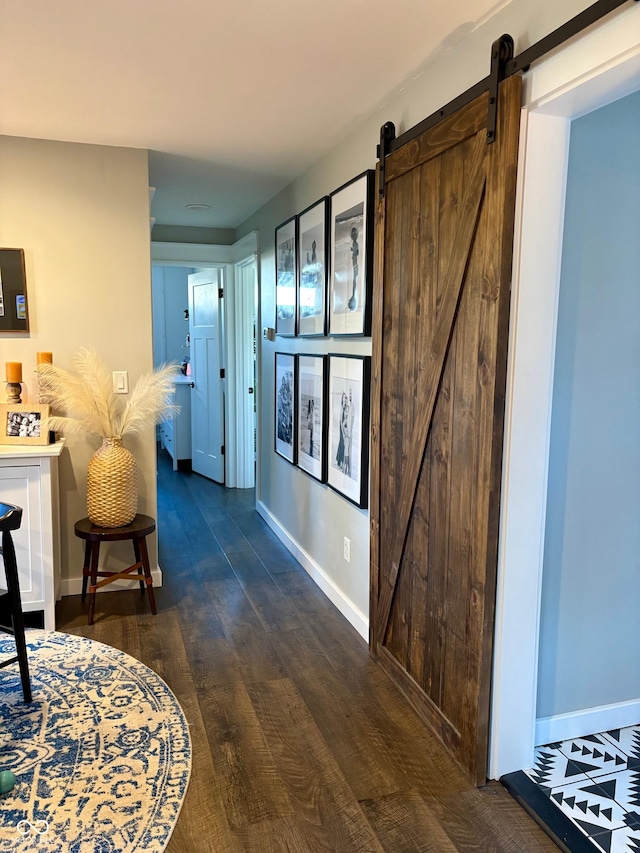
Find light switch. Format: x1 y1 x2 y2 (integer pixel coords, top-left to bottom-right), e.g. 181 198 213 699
113 371 129 394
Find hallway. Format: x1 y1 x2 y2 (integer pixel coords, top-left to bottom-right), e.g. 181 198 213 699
56 450 558 851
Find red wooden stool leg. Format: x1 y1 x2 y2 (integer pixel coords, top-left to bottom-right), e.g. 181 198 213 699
132 538 146 596
135 534 157 615
81 540 92 603
88 541 101 626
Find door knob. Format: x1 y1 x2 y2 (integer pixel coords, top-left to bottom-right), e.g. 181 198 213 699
248 387 254 394
189 382 194 388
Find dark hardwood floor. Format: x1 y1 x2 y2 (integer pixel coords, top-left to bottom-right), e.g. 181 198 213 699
56 449 558 852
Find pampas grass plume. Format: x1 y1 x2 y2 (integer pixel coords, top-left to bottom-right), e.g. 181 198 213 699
38 348 179 439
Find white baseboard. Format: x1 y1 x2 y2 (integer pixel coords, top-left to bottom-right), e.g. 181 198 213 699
256 500 369 642
536 698 640 745
60 566 163 597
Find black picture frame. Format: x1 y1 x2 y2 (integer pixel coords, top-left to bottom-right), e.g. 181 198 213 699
274 352 296 463
275 216 297 336
326 354 371 508
297 197 329 337
328 171 375 337
0 248 29 333
296 354 327 482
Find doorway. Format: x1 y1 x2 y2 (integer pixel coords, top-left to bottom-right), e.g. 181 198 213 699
489 12 640 780
188 268 225 483
150 234 259 490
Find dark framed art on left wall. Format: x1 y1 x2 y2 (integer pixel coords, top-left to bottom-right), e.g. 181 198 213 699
274 352 296 464
275 217 297 337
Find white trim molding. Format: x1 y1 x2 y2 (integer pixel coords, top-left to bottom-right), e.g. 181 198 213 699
225 255 257 489
489 7 640 781
536 700 640 748
256 500 368 642
151 232 258 266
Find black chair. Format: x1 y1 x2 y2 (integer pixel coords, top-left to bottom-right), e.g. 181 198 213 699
0 503 32 703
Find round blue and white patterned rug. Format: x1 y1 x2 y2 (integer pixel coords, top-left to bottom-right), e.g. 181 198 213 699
0 630 191 852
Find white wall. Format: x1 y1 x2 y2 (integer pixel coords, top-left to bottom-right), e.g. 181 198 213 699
538 90 640 717
0 136 156 589
151 265 191 367
237 0 607 636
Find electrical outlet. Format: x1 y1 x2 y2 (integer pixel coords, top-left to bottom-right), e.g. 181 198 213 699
343 537 351 563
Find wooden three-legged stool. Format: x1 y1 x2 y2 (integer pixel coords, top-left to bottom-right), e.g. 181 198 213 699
74 514 157 625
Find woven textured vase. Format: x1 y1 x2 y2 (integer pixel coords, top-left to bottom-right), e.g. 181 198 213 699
87 437 137 528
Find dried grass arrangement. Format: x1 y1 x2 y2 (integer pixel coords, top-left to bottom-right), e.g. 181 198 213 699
37 348 178 440
38 348 179 527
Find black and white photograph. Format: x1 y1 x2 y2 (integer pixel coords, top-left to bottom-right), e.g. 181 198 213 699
296 354 326 481
0 403 50 446
297 198 328 337
327 355 370 507
329 172 374 336
275 217 297 336
274 352 296 463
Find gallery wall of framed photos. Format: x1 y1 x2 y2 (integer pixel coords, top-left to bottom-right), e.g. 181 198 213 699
273 170 374 509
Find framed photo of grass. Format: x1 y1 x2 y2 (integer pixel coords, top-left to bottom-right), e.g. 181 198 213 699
274 352 296 463
328 172 375 337
327 355 370 507
0 403 50 446
296 354 326 481
297 198 328 337
275 217 297 336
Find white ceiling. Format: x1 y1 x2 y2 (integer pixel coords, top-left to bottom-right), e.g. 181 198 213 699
1 0 506 230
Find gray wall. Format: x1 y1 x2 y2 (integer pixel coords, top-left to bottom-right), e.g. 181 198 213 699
236 0 610 630
538 90 640 717
0 137 157 584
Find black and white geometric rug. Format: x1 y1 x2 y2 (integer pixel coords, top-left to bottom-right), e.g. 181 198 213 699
502 726 640 852
0 630 191 852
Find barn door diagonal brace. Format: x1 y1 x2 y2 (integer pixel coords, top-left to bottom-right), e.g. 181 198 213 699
486 35 514 144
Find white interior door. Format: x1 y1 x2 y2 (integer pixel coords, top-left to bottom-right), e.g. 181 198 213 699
188 269 224 483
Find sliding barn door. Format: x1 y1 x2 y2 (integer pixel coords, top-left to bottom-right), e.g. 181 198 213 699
370 76 521 785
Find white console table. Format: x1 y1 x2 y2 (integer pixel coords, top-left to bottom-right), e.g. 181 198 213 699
0 440 64 630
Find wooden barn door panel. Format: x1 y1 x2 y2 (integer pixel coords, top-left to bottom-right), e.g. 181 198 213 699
370 76 521 785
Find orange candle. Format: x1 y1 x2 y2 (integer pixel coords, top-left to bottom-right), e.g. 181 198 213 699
5 362 22 383
36 352 53 365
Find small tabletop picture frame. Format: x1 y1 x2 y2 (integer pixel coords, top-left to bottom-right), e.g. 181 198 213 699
0 403 50 446
328 171 375 337
297 198 329 337
327 355 370 507
296 354 326 481
274 352 296 464
275 216 297 337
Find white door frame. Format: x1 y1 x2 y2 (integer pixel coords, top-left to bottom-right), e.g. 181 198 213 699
225 255 257 488
151 233 259 486
489 5 640 781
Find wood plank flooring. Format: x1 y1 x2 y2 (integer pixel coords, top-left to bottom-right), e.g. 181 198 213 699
55 450 558 852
